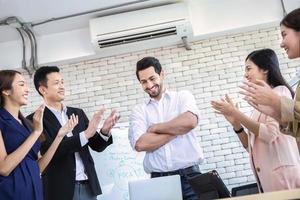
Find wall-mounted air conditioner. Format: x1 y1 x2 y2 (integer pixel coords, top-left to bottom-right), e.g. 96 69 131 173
89 3 193 55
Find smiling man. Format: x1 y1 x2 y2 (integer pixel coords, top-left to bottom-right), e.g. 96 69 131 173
27 66 119 200
128 57 204 200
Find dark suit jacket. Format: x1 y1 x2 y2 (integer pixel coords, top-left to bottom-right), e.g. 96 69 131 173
27 106 113 200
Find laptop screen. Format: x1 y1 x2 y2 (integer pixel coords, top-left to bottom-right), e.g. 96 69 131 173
128 175 183 200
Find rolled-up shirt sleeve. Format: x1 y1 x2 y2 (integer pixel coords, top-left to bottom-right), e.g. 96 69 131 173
128 105 147 150
179 90 200 123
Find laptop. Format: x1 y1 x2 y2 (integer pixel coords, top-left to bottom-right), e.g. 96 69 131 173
128 175 183 200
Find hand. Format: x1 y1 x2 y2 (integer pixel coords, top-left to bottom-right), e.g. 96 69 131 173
57 114 79 137
239 80 279 107
85 108 105 139
224 107 240 127
32 104 45 135
211 94 239 125
249 103 278 118
101 109 120 135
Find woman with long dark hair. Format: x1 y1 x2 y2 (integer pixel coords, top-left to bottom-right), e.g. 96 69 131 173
0 70 78 200
240 8 300 151
212 49 300 192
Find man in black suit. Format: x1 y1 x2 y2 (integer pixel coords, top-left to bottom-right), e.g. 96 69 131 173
27 66 119 200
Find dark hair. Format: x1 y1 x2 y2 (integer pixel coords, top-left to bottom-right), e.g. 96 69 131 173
246 49 294 97
0 70 45 141
280 8 300 32
0 70 21 107
136 57 162 81
34 66 60 96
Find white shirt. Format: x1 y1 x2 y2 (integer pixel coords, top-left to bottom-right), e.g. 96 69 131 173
47 105 110 181
128 90 204 173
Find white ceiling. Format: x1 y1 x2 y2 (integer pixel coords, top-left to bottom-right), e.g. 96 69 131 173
2 0 299 69
0 0 180 42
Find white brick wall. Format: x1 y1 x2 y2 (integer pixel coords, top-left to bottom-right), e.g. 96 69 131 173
20 26 300 190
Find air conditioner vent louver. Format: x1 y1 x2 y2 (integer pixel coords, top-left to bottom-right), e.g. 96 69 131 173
97 27 177 48
89 3 193 55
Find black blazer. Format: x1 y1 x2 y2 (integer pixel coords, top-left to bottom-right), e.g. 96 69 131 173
27 106 113 200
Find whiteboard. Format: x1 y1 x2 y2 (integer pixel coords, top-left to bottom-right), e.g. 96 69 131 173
90 126 148 200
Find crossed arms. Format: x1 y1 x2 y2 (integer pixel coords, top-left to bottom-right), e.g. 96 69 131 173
131 111 198 152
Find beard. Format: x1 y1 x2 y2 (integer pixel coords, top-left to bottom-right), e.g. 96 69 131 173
146 84 162 98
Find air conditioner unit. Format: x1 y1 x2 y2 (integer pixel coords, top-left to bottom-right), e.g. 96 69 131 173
89 3 193 55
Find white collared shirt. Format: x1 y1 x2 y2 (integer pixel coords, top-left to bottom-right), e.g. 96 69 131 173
47 105 89 181
128 90 204 173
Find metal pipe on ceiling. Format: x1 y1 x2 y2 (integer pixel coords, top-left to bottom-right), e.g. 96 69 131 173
16 27 33 75
31 0 154 27
0 0 177 73
280 0 287 16
23 25 38 70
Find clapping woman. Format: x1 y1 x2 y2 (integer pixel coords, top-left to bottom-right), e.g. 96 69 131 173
212 49 300 192
0 70 78 200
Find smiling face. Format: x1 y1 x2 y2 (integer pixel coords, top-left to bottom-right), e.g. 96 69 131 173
138 66 164 100
39 72 65 103
244 59 267 83
280 25 300 59
3 73 29 107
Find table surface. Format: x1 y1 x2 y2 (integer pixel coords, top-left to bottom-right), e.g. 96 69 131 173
222 188 300 200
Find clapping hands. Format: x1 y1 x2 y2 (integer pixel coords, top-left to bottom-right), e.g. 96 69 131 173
85 108 106 139
211 94 240 126
101 109 120 135
32 105 45 136
57 114 79 137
